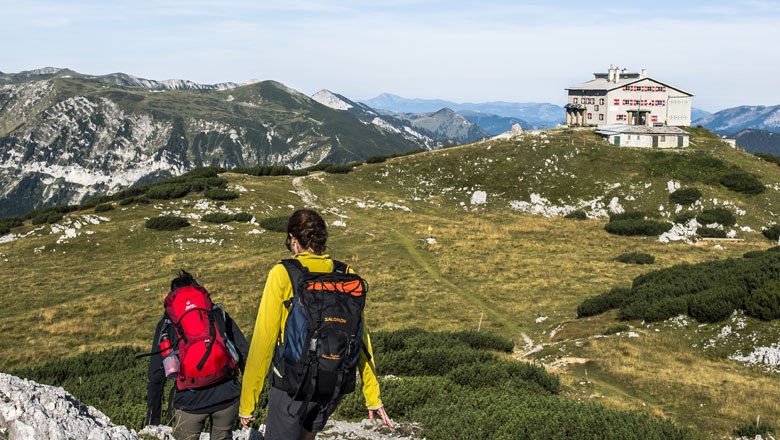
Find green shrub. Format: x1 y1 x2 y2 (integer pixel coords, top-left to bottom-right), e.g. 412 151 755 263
564 210 587 220
0 225 8 235
451 330 514 353
763 225 780 242
756 152 780 167
605 219 672 236
615 252 655 265
669 187 701 205
609 211 646 222
690 286 746 323
577 287 631 318
46 213 63 224
232 212 253 222
31 214 49 225
745 280 780 321
366 155 388 164
643 296 690 322
603 324 630 335
673 211 697 224
734 419 775 437
94 204 114 213
719 172 766 194
118 197 136 206
232 165 291 176
744 251 767 258
145 216 190 231
258 216 288 232
697 227 727 238
135 196 151 205
697 208 736 226
145 183 190 200
770 246 780 253
204 188 239 201
202 213 233 223
324 164 355 174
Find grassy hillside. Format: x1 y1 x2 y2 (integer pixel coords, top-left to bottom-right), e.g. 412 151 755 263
2 128 780 437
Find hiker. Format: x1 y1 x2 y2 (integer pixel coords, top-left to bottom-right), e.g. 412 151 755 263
145 270 249 440
238 209 394 439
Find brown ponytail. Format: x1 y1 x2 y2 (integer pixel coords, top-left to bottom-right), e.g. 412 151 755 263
287 209 328 254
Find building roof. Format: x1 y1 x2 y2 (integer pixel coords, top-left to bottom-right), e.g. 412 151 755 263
595 125 689 136
566 76 693 97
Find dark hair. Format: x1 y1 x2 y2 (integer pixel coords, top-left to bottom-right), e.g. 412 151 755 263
287 209 328 254
170 269 199 291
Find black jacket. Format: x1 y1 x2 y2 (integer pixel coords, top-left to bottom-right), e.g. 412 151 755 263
145 306 249 426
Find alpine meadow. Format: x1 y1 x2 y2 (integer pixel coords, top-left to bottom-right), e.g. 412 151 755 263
3 121 780 438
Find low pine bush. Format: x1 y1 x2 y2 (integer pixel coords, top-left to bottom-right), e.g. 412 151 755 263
603 324 630 335
719 172 766 194
232 165 291 176
145 216 190 231
744 280 780 321
366 155 388 164
756 152 780 167
744 250 767 258
697 227 727 238
669 187 701 205
46 213 63 224
734 419 775 437
31 214 49 225
577 287 631 318
579 252 780 324
118 197 136 206
763 224 780 242
609 211 646 222
697 208 736 226
232 212 253 222
145 183 190 200
605 219 672 236
615 252 655 264
94 204 114 213
202 213 232 223
204 188 239 201
564 210 587 220
258 216 288 232
673 211 697 224
324 164 355 174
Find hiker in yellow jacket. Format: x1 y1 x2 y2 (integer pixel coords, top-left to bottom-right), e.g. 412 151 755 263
239 209 393 440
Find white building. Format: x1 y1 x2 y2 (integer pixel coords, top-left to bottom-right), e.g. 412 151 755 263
596 125 690 148
564 67 693 127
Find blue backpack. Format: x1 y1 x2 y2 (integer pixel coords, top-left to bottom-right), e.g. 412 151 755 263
272 259 367 411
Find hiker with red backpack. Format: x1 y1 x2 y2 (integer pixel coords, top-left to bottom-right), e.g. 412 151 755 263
238 209 394 439
145 270 249 440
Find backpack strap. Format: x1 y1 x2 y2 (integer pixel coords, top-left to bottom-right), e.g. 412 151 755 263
332 260 348 274
280 259 307 306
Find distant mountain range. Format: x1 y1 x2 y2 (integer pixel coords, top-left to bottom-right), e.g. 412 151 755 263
729 129 780 156
0 67 245 91
694 104 780 135
0 71 423 216
361 93 564 129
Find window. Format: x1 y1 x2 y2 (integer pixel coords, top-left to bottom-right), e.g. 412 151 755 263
594 105 599 111
652 115 659 123
573 98 578 104
599 114 604 121
599 98 605 105
587 113 592 120
616 115 626 121
614 98 620 106
660 135 666 141
623 99 629 105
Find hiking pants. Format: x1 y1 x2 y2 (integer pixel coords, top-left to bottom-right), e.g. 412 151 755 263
264 386 342 440
172 401 239 440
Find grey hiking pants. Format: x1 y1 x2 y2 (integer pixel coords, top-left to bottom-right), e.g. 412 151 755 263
172 401 239 440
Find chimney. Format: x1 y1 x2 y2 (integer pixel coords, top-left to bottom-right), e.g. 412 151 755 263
608 68 615 82
615 68 621 82
641 68 647 77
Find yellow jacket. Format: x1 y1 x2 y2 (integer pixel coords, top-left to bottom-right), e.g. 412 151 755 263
239 252 383 417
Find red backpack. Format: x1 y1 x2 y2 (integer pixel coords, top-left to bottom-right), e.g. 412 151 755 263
164 285 238 390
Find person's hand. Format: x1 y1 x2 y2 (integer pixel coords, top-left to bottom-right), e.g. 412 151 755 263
368 406 395 431
239 415 254 427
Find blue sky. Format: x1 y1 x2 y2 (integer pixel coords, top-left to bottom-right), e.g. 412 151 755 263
2 0 779 111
